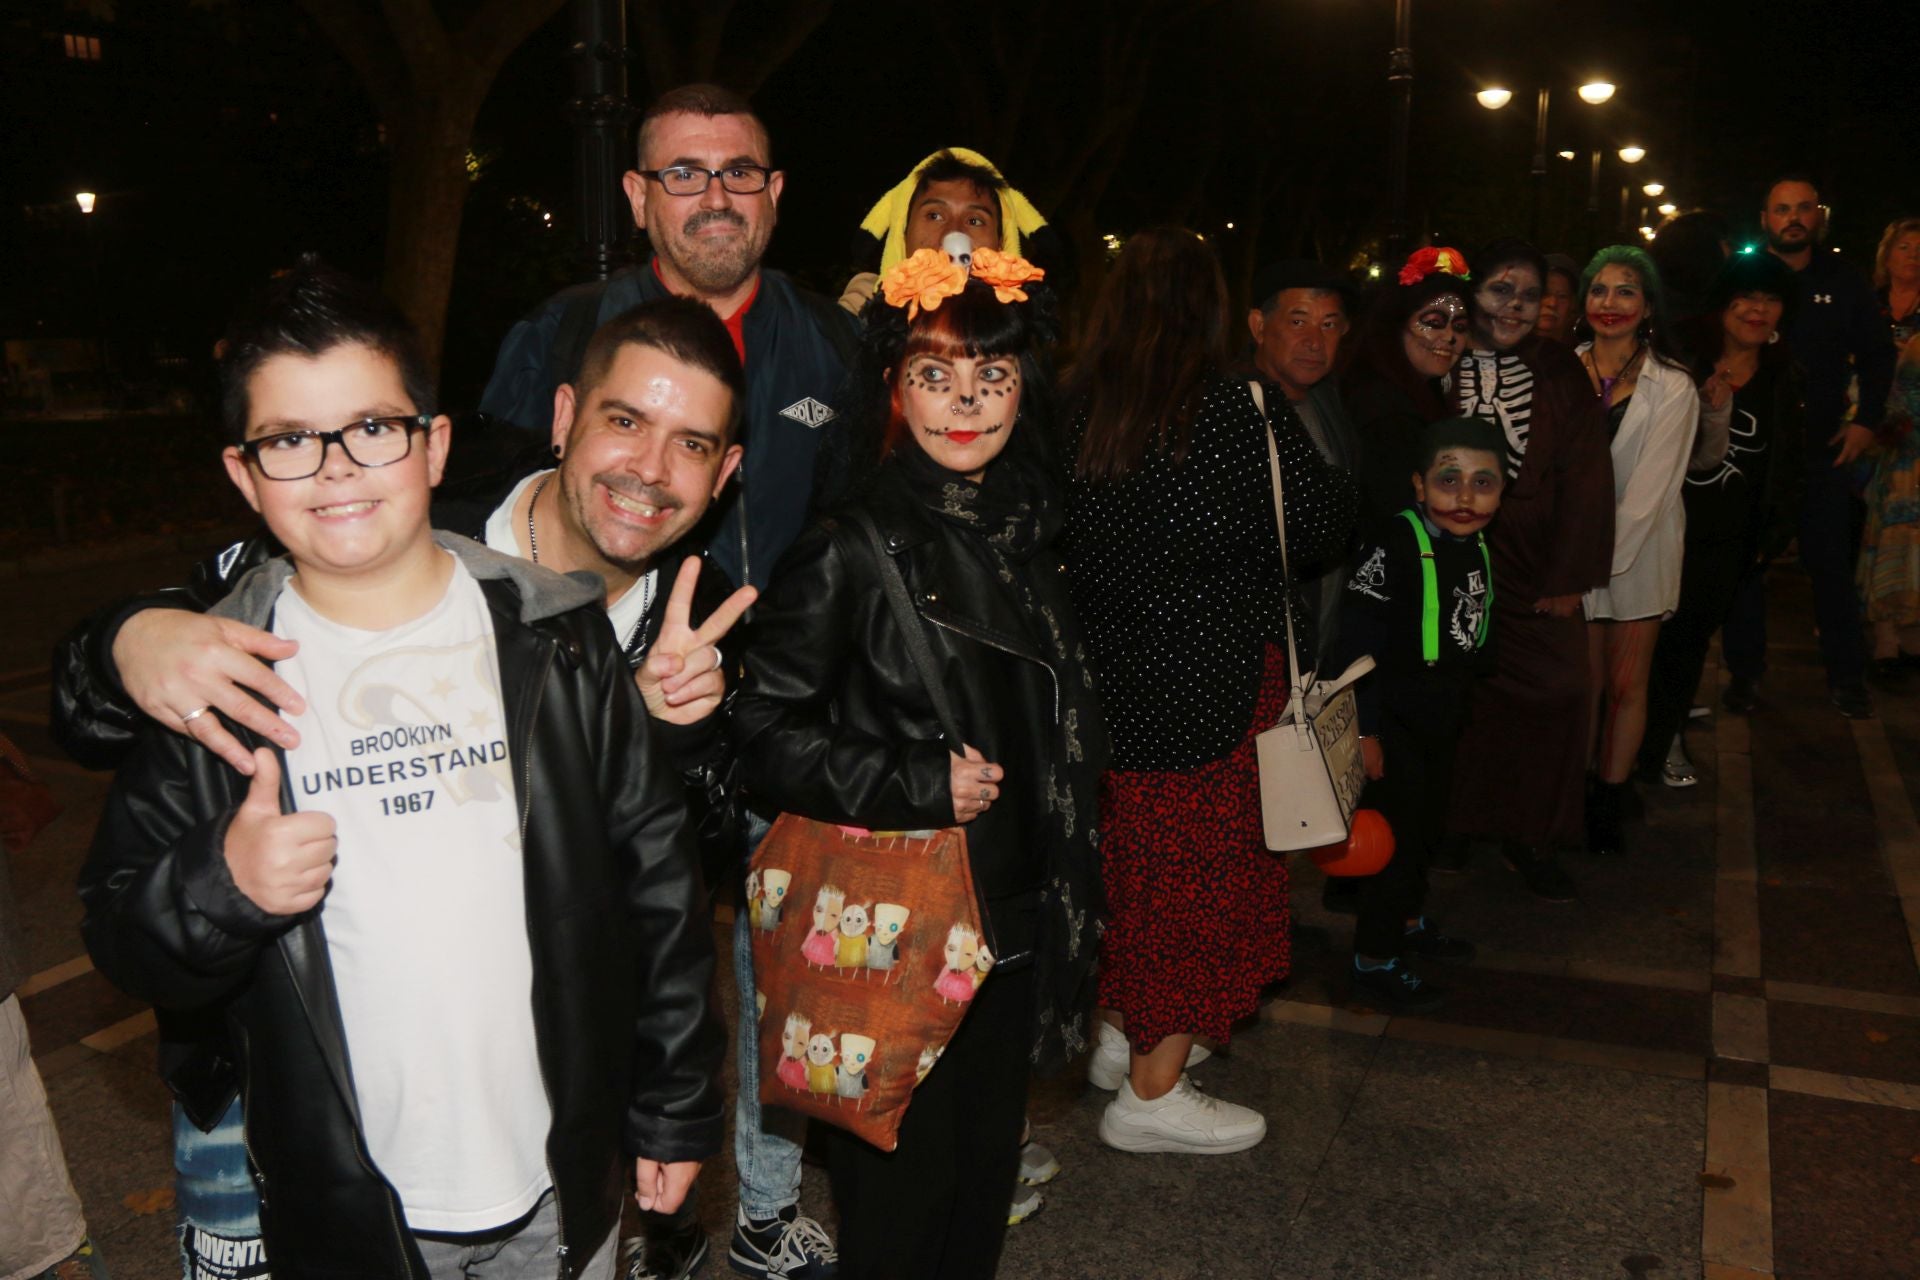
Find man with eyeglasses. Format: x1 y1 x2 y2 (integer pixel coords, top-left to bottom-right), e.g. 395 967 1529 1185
480 83 857 601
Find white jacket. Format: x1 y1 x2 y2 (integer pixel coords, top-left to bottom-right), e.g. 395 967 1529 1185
1580 349 1700 620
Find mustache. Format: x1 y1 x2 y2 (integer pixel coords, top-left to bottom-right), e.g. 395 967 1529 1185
683 209 747 235
594 474 682 512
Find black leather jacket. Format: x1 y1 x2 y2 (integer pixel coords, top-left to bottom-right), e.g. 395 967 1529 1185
731 467 1087 955
78 535 725 1277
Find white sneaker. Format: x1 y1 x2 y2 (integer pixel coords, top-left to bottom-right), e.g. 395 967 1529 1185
1097 1074 1267 1154
1087 1022 1213 1090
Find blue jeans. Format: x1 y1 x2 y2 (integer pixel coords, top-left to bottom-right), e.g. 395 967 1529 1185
174 1099 267 1277
733 810 806 1219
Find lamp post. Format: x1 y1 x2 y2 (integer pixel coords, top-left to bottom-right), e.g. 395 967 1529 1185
1384 0 1414 264
565 0 634 282
1477 80 1614 241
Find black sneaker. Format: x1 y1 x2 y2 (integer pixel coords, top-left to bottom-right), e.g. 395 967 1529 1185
1831 684 1874 719
1320 876 1361 916
1350 958 1445 1012
1722 676 1759 715
728 1207 838 1279
627 1220 710 1280
1502 844 1577 902
1402 917 1476 961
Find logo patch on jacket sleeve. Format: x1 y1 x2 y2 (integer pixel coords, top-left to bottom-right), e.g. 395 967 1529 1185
779 397 837 429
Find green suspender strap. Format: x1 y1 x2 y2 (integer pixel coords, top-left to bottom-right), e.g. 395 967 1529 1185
1398 509 1494 665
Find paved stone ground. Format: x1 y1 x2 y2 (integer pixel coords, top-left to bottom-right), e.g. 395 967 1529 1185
9 549 1920 1279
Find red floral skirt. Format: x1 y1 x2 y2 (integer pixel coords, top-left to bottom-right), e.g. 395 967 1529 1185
1096 645 1292 1051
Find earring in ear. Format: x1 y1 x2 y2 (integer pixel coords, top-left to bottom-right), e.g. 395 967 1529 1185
551 444 563 459
1768 330 1780 345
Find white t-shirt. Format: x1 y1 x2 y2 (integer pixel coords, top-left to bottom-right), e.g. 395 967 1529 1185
272 557 552 1233
483 470 655 653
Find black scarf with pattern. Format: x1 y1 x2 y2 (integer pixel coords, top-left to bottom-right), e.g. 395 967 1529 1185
891 444 1110 1074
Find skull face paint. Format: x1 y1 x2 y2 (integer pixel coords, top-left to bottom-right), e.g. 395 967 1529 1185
900 352 1020 479
1402 294 1470 378
1472 264 1544 352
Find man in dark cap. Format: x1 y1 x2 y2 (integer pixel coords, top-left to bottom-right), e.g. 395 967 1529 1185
1246 259 1362 670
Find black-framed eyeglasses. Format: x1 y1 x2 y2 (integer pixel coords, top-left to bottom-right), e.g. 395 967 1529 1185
239 415 432 481
638 165 774 197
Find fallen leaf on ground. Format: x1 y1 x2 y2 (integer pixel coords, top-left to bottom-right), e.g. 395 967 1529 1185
123 1185 175 1214
1697 1172 1736 1189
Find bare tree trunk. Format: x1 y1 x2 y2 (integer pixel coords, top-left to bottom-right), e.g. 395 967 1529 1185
382 90 486 371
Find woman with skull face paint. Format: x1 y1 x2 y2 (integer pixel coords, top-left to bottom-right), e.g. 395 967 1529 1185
1342 247 1477 519
1444 239 1615 901
733 246 1106 1279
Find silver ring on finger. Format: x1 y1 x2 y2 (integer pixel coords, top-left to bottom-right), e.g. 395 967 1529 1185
710 647 725 672
180 706 213 725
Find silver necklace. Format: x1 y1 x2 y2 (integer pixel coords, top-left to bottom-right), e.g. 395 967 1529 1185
526 473 551 562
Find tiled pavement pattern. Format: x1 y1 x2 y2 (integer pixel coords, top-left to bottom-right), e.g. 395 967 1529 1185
9 555 1920 1278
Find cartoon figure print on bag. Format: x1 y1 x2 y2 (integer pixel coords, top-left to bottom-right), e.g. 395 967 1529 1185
935 923 989 1004
802 885 844 967
806 1033 839 1094
745 870 762 929
758 868 791 931
836 902 873 970
866 902 911 975
777 1013 812 1091
835 1033 876 1105
915 1043 943 1083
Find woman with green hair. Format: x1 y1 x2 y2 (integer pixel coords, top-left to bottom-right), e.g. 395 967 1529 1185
1574 244 1702 855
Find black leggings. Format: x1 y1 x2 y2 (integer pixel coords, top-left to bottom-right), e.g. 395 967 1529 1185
1642 533 1756 774
825 965 1034 1280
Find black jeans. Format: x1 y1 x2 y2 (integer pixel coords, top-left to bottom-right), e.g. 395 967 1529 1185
1353 683 1469 959
1745 443 1866 690
825 965 1034 1280
1643 533 1757 772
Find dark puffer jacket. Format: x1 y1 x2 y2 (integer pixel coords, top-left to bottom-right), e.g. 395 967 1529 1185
78 534 724 1278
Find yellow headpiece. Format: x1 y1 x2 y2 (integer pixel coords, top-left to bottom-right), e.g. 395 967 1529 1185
859 147 1050 276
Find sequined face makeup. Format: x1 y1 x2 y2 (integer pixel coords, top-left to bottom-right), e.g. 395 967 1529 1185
1402 294 1470 377
900 352 1020 479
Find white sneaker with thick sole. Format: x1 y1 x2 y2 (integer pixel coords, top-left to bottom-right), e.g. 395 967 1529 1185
1097 1074 1266 1154
1087 1022 1213 1090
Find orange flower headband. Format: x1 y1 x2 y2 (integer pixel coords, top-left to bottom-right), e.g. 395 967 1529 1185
880 246 1046 320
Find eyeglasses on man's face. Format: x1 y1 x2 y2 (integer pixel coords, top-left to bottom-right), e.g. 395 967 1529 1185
638 165 774 197
238 415 432 481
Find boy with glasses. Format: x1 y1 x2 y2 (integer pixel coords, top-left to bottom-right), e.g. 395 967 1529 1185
79 260 723 1277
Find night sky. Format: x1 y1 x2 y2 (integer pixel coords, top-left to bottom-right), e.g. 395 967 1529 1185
7 0 1918 407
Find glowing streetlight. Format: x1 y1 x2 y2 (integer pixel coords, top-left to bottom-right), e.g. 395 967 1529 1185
1476 87 1514 110
1618 145 1647 164
1557 149 1577 160
1657 202 1678 217
75 192 97 214
1642 182 1665 197
1578 82 1616 105
1639 226 1656 240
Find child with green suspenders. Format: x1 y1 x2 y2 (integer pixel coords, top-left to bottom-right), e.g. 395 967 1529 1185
1325 418 1507 1012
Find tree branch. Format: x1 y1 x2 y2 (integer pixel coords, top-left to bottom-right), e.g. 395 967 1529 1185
459 0 571 78
290 0 410 118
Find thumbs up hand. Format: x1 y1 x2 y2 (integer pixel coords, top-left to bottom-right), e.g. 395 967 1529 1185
224 748 336 915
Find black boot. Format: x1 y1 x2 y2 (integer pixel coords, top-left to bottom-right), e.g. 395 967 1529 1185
1586 777 1625 856
1502 843 1578 902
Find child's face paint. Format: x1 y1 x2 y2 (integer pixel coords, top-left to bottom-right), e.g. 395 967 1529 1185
1412 447 1505 535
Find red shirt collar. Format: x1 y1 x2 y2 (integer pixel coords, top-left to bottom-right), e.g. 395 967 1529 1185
650 258 760 366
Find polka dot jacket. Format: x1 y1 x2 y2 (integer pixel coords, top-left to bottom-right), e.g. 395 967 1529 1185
1065 373 1361 771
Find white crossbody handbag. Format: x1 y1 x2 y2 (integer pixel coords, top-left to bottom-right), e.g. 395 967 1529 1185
1247 382 1374 851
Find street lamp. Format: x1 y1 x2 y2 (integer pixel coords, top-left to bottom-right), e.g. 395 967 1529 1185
1642 181 1665 197
1657 202 1678 217
75 191 96 214
1557 150 1577 160
1476 80 1615 240
1384 0 1414 263
1618 145 1646 164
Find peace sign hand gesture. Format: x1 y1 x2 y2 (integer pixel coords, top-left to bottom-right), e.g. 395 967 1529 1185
636 556 758 726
